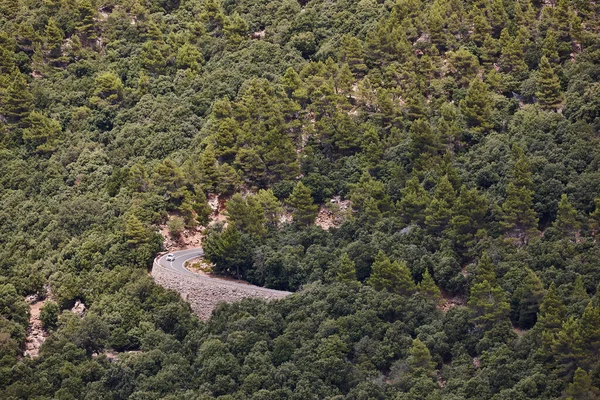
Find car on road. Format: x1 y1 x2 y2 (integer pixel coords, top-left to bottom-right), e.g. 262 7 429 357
166 253 175 261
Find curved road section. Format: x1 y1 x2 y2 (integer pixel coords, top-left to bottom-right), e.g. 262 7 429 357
153 247 291 319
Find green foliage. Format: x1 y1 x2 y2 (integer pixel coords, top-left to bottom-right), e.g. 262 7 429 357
1 0 600 398
367 251 416 296
286 182 318 226
40 301 60 331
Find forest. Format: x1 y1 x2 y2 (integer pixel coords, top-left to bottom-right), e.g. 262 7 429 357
1 0 600 398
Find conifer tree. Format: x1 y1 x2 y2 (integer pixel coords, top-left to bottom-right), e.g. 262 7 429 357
139 41 166 75
570 275 591 316
499 29 528 75
418 269 442 304
398 176 431 225
537 282 567 333
407 338 436 378
199 144 220 193
77 0 97 40
425 175 456 233
191 187 213 226
409 119 442 169
335 253 358 284
45 17 63 58
287 182 318 226
578 302 600 368
552 317 583 378
589 198 600 240
125 214 149 245
226 194 267 237
536 56 564 111
340 35 367 75
501 147 538 245
367 251 416 296
501 182 539 244
554 193 580 239
512 269 545 329
472 252 496 285
22 112 61 153
460 78 492 133
448 186 488 254
468 279 510 331
564 368 600 400
3 70 33 128
256 189 282 228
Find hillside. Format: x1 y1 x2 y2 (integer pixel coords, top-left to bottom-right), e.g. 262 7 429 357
1 0 600 398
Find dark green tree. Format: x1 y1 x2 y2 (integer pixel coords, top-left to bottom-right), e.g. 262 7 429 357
367 251 416 296
286 182 318 226
536 56 564 111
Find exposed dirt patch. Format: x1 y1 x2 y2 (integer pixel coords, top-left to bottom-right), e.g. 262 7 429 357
438 291 467 312
24 298 47 358
315 196 352 230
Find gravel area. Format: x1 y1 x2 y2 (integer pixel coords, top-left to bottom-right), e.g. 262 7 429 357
152 264 290 320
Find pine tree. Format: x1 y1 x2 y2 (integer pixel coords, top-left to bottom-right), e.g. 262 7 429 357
287 182 318 226
256 189 282 228
552 317 584 378
22 111 61 153
139 41 166 75
340 35 367 76
425 175 456 233
538 282 567 354
45 17 63 59
191 187 213 226
499 29 528 75
472 252 496 285
554 193 580 239
223 13 248 45
336 63 354 95
3 70 33 128
407 338 436 378
590 198 600 240
537 56 564 111
77 0 97 40
460 78 492 133
564 368 600 400
397 176 431 225
578 303 600 368
511 269 545 329
125 214 149 245
468 279 510 331
409 119 442 169
448 186 488 254
418 269 442 304
226 194 267 237
501 147 538 245
537 282 567 333
199 144 220 193
335 253 358 284
570 275 591 316
500 182 539 244
367 251 416 296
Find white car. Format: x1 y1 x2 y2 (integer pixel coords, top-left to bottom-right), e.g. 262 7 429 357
166 253 175 262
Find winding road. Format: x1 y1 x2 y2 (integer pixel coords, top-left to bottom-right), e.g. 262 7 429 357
154 247 291 296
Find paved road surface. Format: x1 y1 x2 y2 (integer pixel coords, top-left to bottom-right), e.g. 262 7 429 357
155 247 291 295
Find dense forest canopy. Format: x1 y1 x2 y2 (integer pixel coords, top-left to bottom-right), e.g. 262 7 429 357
2 0 600 398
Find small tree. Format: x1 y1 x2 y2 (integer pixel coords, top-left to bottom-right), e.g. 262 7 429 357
537 56 564 110
167 217 185 239
367 251 416 296
40 301 60 331
287 182 318 226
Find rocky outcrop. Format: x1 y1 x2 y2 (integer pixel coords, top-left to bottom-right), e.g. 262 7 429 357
24 298 47 358
152 264 290 320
